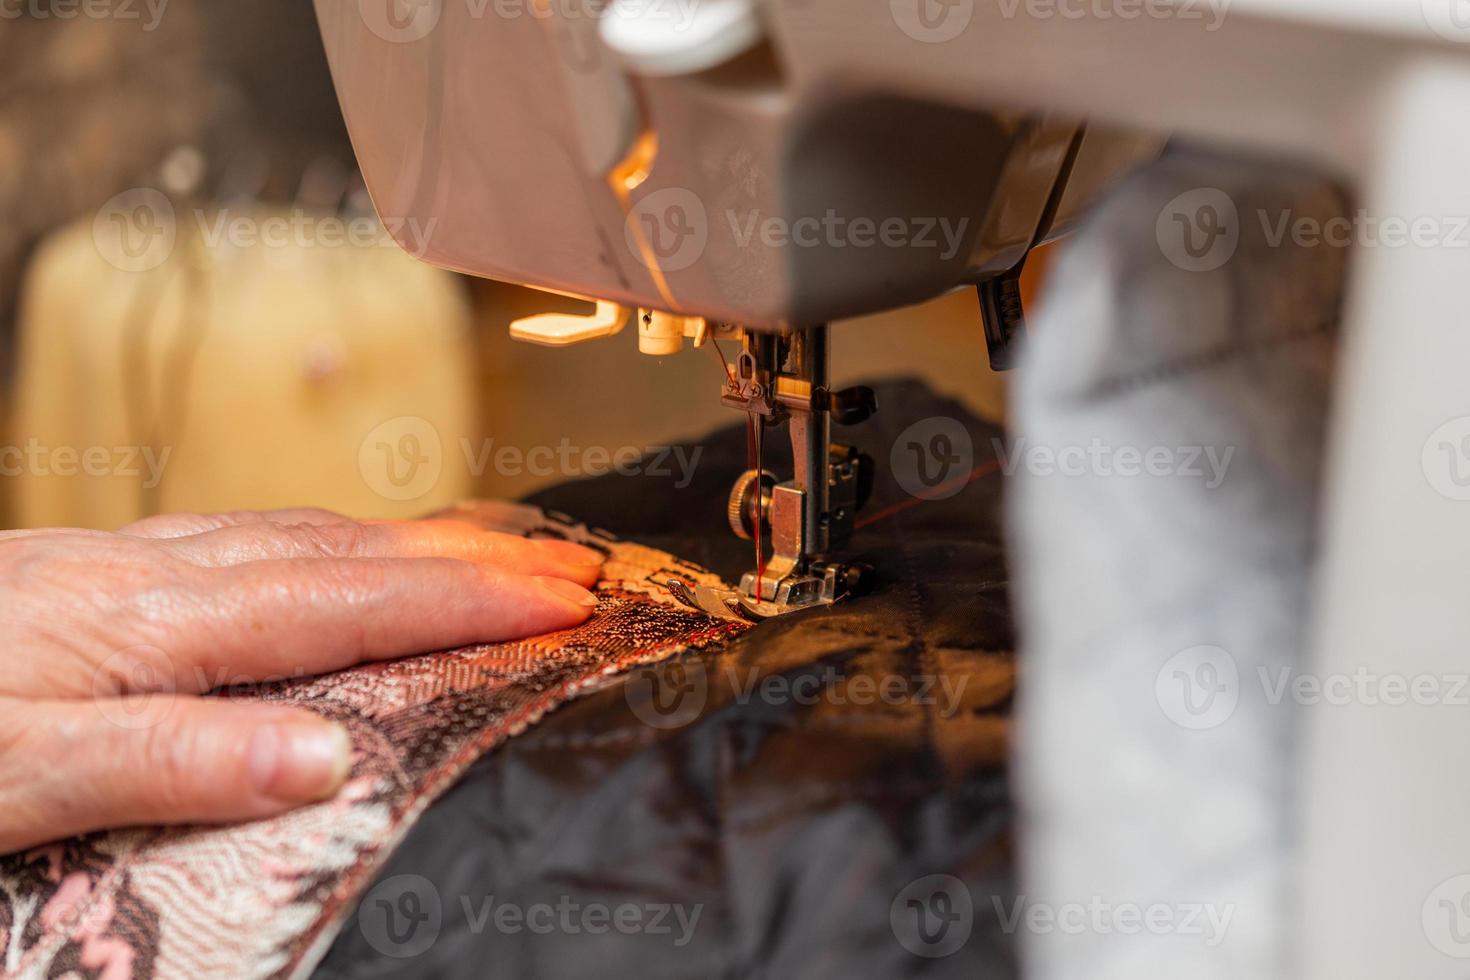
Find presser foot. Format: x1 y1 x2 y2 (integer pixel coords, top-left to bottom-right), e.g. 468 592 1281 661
692 322 876 624
668 560 873 623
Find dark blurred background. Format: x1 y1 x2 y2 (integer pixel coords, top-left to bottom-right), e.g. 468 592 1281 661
0 2 355 371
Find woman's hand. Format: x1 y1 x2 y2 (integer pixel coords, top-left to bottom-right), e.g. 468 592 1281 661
0 507 604 853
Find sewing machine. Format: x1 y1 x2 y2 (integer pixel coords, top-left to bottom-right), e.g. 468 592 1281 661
316 2 1470 975
311 0 1158 618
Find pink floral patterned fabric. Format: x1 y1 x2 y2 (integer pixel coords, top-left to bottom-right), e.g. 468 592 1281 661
0 502 745 979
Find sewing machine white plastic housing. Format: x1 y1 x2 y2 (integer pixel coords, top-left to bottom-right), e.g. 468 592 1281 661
313 0 1160 330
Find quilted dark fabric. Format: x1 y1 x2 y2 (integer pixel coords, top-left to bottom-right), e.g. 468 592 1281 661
315 378 1018 980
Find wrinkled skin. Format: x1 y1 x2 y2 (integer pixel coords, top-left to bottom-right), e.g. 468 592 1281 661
0 508 603 854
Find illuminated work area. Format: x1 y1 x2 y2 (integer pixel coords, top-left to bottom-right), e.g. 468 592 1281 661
0 2 1466 978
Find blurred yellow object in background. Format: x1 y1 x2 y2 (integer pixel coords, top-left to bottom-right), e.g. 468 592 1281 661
7 206 477 529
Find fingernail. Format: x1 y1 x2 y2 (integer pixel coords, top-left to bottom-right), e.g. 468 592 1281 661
535 575 599 608
248 719 353 803
535 539 605 568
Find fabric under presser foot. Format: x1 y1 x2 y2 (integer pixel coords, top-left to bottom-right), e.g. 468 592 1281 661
316 379 1019 980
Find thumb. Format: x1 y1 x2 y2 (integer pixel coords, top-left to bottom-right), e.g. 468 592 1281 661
0 696 353 853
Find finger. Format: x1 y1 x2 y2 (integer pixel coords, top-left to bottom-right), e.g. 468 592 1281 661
119 508 351 539
0 697 352 852
159 519 605 586
134 558 599 689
